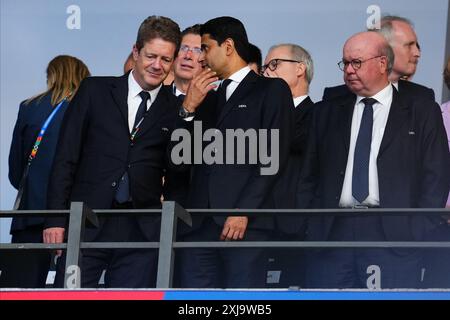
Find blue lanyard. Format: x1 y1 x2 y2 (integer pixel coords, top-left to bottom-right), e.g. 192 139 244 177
28 98 67 162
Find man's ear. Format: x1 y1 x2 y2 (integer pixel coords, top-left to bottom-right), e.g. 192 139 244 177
379 56 388 75
224 38 235 56
296 61 306 77
132 44 139 61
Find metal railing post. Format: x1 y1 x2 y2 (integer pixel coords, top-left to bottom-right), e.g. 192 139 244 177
156 201 191 288
64 202 95 289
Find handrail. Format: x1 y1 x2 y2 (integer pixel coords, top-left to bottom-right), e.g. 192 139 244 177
1 203 449 288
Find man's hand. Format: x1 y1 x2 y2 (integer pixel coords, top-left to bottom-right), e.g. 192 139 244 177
43 227 65 256
183 68 218 112
220 216 248 240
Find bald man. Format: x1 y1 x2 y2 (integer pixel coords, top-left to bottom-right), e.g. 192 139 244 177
323 15 435 102
297 32 449 289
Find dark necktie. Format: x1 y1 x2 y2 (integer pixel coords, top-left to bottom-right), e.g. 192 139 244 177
115 91 151 204
178 94 186 103
134 91 150 128
352 97 377 203
217 79 232 114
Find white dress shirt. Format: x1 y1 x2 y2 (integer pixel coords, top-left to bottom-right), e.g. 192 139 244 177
339 83 393 207
293 95 308 108
224 66 251 101
127 71 161 132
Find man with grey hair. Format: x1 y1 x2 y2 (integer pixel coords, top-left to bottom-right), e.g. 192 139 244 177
297 31 449 288
263 44 314 220
262 44 315 287
323 15 435 102
377 15 420 82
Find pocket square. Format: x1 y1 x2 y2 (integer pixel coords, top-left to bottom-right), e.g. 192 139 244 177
161 127 169 132
238 104 247 108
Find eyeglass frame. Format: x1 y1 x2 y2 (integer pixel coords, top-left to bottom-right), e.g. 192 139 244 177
261 58 301 74
337 55 385 71
179 44 202 55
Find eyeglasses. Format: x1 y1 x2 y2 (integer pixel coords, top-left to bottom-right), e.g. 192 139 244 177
261 58 301 74
338 55 384 71
179 45 202 55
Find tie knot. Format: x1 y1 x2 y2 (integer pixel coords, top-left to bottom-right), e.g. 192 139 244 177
139 91 150 102
361 97 377 108
220 79 232 90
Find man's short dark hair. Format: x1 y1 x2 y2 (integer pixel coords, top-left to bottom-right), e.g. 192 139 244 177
248 43 262 73
182 24 202 38
200 16 249 62
136 15 181 55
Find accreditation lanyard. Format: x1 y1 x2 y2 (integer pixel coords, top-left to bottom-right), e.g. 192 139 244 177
28 98 67 162
13 98 67 210
130 114 146 141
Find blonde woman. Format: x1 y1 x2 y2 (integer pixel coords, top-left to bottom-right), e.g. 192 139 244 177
4 55 90 288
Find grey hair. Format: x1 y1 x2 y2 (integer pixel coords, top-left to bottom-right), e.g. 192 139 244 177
379 41 395 74
373 15 414 45
269 43 314 84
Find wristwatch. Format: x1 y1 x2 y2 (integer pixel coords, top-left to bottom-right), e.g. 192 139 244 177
179 106 195 118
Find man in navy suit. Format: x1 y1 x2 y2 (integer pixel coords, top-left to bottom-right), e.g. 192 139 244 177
44 16 186 288
176 16 294 288
297 31 450 288
262 43 315 287
323 15 435 102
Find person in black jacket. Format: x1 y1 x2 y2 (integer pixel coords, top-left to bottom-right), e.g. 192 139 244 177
297 32 449 289
261 43 315 287
1 55 90 288
322 15 435 102
177 16 294 288
44 16 187 288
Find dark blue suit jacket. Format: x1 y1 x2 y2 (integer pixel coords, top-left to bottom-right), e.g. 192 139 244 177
297 87 450 241
274 96 314 235
46 74 187 240
9 93 69 232
184 71 294 231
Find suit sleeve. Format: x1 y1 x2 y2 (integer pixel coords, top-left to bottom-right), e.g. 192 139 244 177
295 102 321 209
417 100 450 208
234 79 294 209
45 79 91 228
291 102 314 155
8 101 28 189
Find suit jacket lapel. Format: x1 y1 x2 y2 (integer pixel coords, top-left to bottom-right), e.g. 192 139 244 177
217 71 258 126
133 86 168 139
110 73 130 131
378 86 409 157
337 94 356 154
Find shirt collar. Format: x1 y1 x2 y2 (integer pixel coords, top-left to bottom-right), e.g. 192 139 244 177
356 83 393 108
172 83 185 97
129 70 162 102
392 81 399 90
293 95 308 108
225 66 251 85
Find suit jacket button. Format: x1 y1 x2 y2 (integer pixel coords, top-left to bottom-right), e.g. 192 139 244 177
340 171 344 175
112 182 117 187
130 142 134 147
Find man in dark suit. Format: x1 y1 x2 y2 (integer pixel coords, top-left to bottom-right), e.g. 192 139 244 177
263 43 314 227
297 31 450 288
323 15 435 102
43 16 185 288
176 16 293 288
261 43 314 287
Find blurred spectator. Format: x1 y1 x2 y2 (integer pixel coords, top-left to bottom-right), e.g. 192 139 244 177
1 55 90 288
